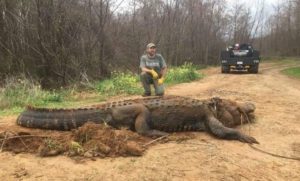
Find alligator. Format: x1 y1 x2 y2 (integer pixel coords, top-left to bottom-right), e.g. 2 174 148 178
17 96 258 144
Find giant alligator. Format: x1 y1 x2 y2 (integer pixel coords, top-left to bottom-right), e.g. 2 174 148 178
17 96 258 144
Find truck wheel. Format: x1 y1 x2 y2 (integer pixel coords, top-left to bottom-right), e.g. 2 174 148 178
221 66 229 73
249 65 258 74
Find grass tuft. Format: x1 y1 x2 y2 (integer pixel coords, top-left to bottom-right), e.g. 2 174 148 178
0 77 65 110
282 67 300 79
94 72 143 96
165 62 204 84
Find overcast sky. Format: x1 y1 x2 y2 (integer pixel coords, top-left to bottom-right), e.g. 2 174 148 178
114 0 283 15
226 0 282 9
226 0 282 16
227 0 281 6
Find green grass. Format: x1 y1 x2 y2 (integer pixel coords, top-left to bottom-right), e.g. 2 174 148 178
165 62 204 84
282 67 300 79
94 71 143 96
261 56 300 62
94 62 204 95
0 78 74 116
94 62 204 96
0 78 65 108
0 63 204 117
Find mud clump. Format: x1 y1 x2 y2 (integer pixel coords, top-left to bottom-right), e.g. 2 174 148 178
72 122 148 157
38 139 65 157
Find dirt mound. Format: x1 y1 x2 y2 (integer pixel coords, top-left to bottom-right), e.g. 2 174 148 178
0 122 154 158
0 121 199 160
0 122 197 159
0 131 47 154
71 122 150 157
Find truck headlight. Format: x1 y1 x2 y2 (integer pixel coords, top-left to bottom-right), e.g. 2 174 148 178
221 60 227 63
254 60 259 63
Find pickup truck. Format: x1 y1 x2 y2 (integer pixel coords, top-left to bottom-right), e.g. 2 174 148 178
220 43 260 73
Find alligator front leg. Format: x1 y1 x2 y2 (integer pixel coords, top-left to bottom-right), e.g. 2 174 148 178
205 116 259 144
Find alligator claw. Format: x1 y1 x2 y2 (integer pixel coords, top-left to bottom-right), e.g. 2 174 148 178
239 134 259 144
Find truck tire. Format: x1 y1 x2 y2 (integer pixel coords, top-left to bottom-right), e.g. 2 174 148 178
221 51 230 73
249 65 259 74
221 65 230 73
251 50 259 73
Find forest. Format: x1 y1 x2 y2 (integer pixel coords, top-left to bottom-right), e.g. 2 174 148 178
0 0 299 88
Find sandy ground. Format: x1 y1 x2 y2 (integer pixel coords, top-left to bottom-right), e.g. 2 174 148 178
0 60 300 181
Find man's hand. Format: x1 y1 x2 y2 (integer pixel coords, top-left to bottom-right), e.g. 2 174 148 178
158 77 164 85
150 69 159 79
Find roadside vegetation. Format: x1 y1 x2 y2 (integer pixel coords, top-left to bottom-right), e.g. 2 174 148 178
0 63 203 116
282 67 300 79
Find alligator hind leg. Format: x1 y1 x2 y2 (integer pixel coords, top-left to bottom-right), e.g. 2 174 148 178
134 109 168 137
133 105 168 137
205 116 259 144
111 104 167 137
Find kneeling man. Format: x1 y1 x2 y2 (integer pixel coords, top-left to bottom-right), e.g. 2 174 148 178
140 43 167 96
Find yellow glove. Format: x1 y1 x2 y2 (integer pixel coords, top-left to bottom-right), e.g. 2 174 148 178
158 77 165 85
150 69 159 79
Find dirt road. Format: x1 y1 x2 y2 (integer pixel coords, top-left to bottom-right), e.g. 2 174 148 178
0 61 300 180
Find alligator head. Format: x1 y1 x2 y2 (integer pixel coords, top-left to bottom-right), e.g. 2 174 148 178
210 97 256 127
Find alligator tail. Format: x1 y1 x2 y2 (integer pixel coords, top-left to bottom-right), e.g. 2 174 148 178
16 106 110 131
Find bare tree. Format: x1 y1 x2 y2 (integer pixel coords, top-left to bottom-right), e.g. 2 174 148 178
1 0 297 88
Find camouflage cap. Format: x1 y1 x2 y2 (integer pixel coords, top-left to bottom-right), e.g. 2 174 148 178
146 43 156 49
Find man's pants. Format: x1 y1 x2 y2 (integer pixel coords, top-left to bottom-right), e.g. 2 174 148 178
140 72 165 96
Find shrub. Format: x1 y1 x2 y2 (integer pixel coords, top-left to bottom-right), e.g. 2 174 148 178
0 77 64 109
94 63 203 95
94 71 143 96
165 62 203 84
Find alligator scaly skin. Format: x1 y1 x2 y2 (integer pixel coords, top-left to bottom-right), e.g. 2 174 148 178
17 96 202 131
16 96 259 143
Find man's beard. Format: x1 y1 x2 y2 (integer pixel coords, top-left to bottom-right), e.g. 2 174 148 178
148 52 155 57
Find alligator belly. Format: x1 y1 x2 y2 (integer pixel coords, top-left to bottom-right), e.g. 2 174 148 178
149 107 206 132
151 119 206 132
